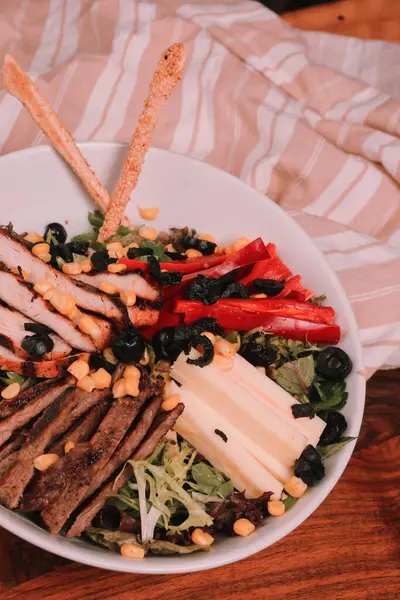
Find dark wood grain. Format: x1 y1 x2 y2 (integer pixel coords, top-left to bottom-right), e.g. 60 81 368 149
1 1 400 598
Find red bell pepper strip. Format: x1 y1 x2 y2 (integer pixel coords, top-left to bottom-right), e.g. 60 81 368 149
239 256 292 288
120 253 227 274
176 307 340 344
277 275 315 302
174 298 335 325
163 238 269 298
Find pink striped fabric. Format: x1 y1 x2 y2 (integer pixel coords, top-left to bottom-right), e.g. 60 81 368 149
1 0 400 377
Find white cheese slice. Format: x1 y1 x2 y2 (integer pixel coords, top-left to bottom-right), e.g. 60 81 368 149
231 354 326 447
172 352 308 467
174 385 284 499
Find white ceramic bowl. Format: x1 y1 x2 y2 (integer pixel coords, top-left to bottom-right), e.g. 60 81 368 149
0 142 365 574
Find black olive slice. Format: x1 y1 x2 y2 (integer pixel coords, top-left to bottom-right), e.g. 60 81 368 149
148 256 182 286
316 347 353 381
89 351 116 374
112 328 145 364
291 403 315 419
67 241 90 256
44 222 67 245
185 334 214 367
293 456 315 487
221 283 249 299
253 279 285 296
24 323 53 336
127 247 154 259
91 250 116 271
196 239 216 256
21 334 54 358
189 318 223 336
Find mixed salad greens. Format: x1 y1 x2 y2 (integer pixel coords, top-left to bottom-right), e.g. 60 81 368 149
0 210 356 557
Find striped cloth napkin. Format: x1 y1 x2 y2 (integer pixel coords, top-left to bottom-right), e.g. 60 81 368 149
1 0 400 376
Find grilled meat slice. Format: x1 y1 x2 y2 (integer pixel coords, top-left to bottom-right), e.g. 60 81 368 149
0 269 96 351
0 304 71 359
0 433 26 460
0 387 110 509
40 393 148 534
0 379 64 419
0 378 72 447
73 272 160 302
66 394 163 538
0 345 88 378
0 228 155 327
133 404 184 459
49 399 110 456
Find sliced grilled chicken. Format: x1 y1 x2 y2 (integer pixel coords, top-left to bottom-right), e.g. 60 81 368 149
0 345 88 379
0 269 96 351
73 271 160 302
0 228 138 325
0 304 71 359
0 387 110 509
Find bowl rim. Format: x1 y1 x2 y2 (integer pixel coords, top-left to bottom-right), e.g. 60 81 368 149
0 141 366 574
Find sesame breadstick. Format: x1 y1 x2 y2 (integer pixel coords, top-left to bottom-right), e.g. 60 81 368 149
98 43 186 242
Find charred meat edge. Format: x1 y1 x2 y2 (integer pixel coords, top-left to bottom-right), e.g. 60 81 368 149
67 402 183 538
0 387 110 509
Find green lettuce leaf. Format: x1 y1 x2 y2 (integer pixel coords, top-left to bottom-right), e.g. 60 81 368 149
86 527 141 552
317 437 356 459
191 462 233 498
148 541 209 555
311 380 348 412
140 240 171 262
273 355 315 395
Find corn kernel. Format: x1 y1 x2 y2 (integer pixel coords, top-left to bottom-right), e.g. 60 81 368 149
139 348 149 365
267 500 286 517
37 253 52 263
124 377 140 397
120 289 136 307
186 249 202 258
99 280 117 294
107 263 127 274
78 315 101 339
124 365 141 379
120 543 145 559
1 382 20 399
233 237 250 252
77 375 95 392
233 518 256 536
62 262 82 275
103 347 118 365
80 259 93 273
32 242 50 256
66 305 80 321
138 206 159 221
284 476 307 498
198 233 216 243
34 453 59 471
91 368 112 390
213 354 234 371
250 293 267 299
214 338 237 358
112 379 126 398
106 242 124 259
191 529 214 547
64 441 75 454
225 244 235 255
161 394 180 411
139 226 158 241
43 288 56 301
50 291 76 316
34 280 53 296
165 243 175 252
24 232 44 244
67 359 90 381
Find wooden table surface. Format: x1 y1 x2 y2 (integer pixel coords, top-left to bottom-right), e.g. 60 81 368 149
1 1 400 599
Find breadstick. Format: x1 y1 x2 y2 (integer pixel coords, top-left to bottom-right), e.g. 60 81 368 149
98 43 186 242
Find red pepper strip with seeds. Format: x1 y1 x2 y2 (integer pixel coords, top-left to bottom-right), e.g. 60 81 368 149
174 305 340 344
174 298 335 325
120 252 227 274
